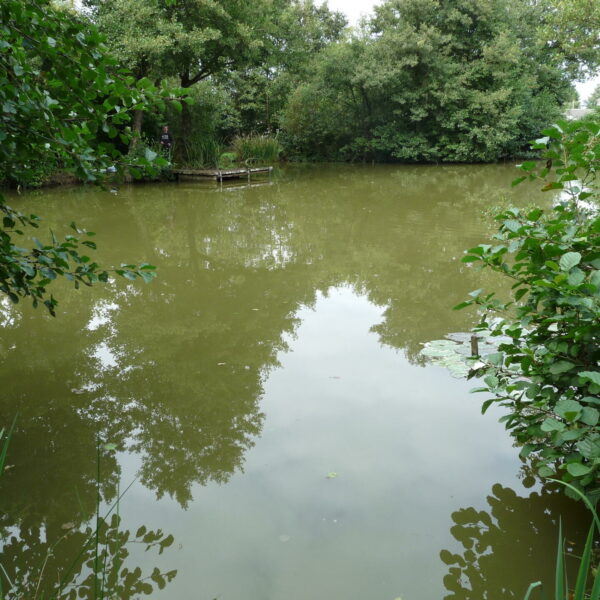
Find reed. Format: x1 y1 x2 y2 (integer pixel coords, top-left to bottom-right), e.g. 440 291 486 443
231 134 282 164
525 480 600 600
182 135 223 167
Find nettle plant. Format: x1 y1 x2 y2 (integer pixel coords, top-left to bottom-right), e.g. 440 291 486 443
458 118 600 499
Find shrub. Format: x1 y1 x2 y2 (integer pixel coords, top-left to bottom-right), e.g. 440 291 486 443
457 118 600 499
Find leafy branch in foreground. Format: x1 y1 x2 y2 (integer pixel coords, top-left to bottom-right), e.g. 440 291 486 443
0 0 189 312
0 202 157 316
453 118 600 499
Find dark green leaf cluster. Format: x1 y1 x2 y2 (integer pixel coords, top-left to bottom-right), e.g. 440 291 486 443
458 117 600 497
0 0 179 184
0 0 179 312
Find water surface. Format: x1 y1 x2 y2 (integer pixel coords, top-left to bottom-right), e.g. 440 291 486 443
0 164 588 599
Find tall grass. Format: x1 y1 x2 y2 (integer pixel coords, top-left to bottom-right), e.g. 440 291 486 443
525 480 600 600
231 134 282 164
181 136 224 168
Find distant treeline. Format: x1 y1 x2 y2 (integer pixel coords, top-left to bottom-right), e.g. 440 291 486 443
57 0 600 164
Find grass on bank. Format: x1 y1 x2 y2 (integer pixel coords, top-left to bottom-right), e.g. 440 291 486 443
231 134 282 164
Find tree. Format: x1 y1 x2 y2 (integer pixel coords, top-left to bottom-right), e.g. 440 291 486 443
90 0 279 155
541 0 600 77
587 83 600 108
85 0 184 149
0 0 175 313
282 0 573 162
217 0 347 135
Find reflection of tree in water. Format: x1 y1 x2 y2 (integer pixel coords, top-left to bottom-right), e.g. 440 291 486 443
441 483 589 600
0 513 176 599
0 164 550 511
0 165 554 593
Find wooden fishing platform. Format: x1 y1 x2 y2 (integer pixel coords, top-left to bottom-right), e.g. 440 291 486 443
173 166 273 182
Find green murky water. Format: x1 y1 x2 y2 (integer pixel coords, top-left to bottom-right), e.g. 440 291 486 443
0 165 589 599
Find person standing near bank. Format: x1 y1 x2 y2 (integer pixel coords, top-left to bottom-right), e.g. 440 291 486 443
159 125 173 153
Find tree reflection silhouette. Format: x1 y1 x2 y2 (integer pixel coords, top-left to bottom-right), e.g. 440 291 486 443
441 483 590 600
0 513 176 599
0 165 553 595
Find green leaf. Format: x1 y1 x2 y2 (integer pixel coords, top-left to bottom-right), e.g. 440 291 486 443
555 399 582 421
580 371 600 386
559 252 582 271
567 268 585 286
483 375 499 388
541 418 565 432
538 465 555 477
577 435 600 459
520 444 536 458
566 462 592 477
581 407 599 426
503 219 521 232
549 361 575 375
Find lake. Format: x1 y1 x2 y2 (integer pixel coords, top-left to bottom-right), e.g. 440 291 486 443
0 164 588 599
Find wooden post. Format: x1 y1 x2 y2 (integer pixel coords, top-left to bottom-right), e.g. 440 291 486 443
470 335 479 357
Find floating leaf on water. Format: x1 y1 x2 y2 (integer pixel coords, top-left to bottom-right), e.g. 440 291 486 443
61 522 75 530
326 472 338 479
421 331 511 378
103 443 117 451
217 362 226 366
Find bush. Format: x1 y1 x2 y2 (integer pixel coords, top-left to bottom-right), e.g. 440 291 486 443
218 152 237 168
457 118 600 499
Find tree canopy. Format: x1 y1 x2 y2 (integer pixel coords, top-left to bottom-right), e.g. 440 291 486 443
282 0 575 162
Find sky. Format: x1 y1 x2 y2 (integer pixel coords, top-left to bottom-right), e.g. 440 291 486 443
325 0 600 103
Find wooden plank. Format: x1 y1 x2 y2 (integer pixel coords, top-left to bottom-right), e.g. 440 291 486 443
173 166 272 178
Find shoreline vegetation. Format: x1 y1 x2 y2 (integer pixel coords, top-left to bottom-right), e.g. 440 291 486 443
2 0 600 597
2 0 600 191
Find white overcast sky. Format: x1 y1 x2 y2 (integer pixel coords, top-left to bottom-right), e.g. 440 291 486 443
324 0 600 102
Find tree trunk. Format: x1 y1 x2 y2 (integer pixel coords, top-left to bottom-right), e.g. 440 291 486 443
128 109 145 153
179 100 192 162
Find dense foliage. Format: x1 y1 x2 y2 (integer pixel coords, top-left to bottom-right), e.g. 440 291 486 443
0 0 178 313
82 0 600 166
87 0 347 162
458 117 600 498
282 0 575 162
